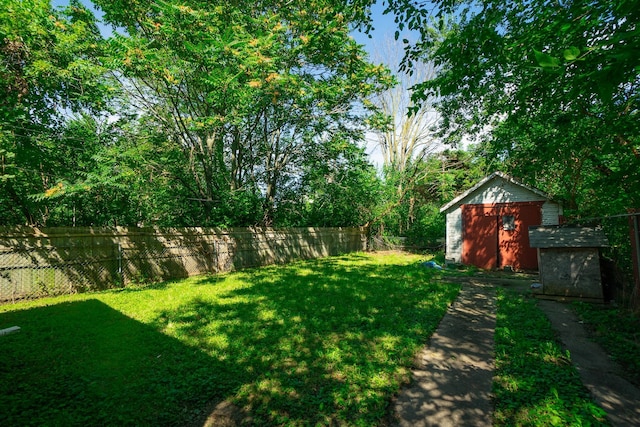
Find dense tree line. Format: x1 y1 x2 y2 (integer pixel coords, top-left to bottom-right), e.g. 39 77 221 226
0 0 485 234
2 0 637 261
1 0 396 227
386 0 639 219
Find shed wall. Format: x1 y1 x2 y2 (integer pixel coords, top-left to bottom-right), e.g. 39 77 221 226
443 177 560 265
538 247 604 300
542 201 562 225
445 210 463 263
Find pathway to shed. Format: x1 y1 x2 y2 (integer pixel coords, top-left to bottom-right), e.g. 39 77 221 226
537 300 640 426
391 277 640 427
392 279 496 426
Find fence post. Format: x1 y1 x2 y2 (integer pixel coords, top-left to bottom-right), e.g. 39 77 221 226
118 242 123 285
214 240 218 273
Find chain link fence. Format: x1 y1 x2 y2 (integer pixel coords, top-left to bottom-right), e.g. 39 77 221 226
0 242 119 302
368 235 444 253
0 227 367 303
368 235 409 252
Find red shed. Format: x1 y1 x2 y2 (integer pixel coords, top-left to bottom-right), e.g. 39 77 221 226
440 172 562 270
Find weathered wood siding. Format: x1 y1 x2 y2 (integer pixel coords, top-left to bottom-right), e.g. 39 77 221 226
0 227 367 302
463 178 546 205
538 248 604 300
444 209 463 264
542 201 562 226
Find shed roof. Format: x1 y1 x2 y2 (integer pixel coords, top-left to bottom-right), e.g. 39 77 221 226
528 226 609 248
439 171 551 213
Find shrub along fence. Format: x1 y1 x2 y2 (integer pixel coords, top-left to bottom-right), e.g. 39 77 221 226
0 226 367 302
593 211 640 310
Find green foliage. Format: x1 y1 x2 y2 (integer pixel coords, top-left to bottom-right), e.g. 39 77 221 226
0 0 111 225
0 252 459 426
377 147 489 246
573 302 640 386
92 0 392 226
0 0 390 228
277 137 382 227
386 0 640 218
404 204 444 248
493 290 609 426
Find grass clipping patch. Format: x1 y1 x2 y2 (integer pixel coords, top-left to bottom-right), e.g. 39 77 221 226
493 289 608 426
0 252 458 426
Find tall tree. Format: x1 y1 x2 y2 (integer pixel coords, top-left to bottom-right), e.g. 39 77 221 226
364 33 447 236
0 0 110 225
368 34 440 172
386 0 640 215
94 0 392 225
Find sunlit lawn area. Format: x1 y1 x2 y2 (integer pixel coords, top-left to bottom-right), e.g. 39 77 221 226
0 252 459 426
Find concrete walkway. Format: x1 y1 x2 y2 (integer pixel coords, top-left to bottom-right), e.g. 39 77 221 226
392 280 496 426
537 300 640 426
392 279 640 426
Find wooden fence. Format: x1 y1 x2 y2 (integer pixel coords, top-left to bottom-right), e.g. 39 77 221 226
0 226 367 302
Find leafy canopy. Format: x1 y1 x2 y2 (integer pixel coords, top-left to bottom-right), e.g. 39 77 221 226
386 0 640 214
0 0 111 225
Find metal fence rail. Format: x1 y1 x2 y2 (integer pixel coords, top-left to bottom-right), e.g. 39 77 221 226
0 227 367 303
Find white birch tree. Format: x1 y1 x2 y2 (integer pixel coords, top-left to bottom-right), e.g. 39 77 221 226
368 35 440 173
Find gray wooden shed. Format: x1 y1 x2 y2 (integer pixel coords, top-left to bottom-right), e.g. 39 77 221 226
528 226 609 301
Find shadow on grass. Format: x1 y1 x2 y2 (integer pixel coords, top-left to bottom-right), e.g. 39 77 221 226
0 299 238 426
0 255 459 426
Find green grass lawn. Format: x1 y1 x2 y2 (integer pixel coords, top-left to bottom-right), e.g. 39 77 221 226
493 289 609 426
0 252 459 426
572 301 640 387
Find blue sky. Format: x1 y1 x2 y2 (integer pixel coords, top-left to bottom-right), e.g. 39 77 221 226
52 0 112 37
352 2 401 54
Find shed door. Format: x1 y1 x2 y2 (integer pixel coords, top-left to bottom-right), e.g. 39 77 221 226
462 205 499 270
462 202 542 270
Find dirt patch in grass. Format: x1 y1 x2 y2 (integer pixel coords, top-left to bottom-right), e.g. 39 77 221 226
199 401 248 427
